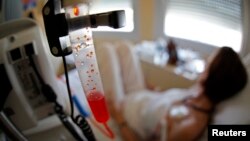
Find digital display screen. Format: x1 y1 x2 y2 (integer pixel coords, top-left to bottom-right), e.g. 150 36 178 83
10 48 22 61
24 42 34 55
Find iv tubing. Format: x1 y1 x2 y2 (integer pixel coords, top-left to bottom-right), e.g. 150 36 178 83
88 118 115 139
62 54 74 119
59 76 115 139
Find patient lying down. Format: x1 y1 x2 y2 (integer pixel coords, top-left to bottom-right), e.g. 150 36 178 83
107 47 248 141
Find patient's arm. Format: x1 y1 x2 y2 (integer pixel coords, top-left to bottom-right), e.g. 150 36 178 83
167 107 209 141
107 98 143 141
117 122 142 141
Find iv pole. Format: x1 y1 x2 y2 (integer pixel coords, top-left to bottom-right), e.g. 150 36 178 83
42 0 126 140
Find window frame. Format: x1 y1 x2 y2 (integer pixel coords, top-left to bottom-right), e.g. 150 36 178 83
154 0 248 56
240 0 250 57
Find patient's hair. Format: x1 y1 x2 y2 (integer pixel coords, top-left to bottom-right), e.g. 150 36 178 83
202 47 248 104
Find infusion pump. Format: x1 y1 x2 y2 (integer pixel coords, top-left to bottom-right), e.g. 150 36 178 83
0 19 72 141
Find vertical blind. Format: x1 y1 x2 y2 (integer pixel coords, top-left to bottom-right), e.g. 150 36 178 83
166 0 242 31
164 0 243 51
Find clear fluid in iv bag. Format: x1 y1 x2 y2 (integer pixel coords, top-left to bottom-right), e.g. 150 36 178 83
87 90 109 123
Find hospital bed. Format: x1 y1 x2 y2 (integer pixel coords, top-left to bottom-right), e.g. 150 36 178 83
94 41 250 141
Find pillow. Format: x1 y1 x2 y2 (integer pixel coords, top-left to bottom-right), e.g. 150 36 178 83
115 41 146 94
96 43 125 105
212 54 250 124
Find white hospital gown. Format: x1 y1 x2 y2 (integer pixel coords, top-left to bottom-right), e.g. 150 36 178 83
123 88 193 140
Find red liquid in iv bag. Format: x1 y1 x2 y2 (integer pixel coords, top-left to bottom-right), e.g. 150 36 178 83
87 90 109 123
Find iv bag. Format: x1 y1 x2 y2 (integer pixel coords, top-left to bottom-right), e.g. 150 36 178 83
65 4 109 123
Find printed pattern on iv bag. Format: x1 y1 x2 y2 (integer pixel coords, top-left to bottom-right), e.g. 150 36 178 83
70 27 104 94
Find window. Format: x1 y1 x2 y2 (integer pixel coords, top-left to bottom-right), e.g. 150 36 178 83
164 0 243 52
89 0 134 32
